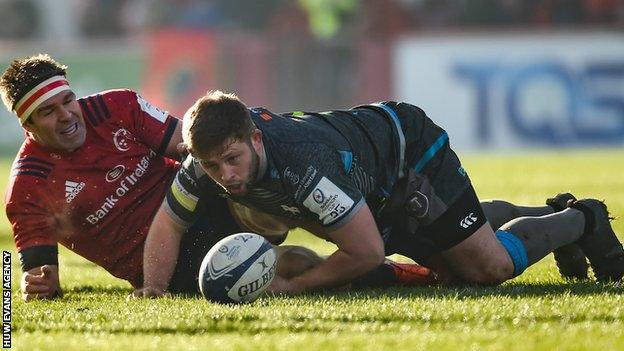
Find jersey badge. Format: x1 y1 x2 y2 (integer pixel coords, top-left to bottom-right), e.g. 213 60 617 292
113 128 132 152
303 176 354 225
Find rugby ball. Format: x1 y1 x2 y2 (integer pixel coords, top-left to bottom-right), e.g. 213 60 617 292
198 233 277 303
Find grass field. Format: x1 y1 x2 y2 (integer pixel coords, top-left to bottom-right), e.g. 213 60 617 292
3 150 624 350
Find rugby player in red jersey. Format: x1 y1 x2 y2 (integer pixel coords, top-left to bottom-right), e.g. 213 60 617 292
1 54 313 301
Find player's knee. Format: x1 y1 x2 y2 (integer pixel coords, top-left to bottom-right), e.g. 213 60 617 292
452 251 514 286
463 229 529 285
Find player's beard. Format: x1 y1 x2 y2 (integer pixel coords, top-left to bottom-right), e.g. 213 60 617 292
230 141 261 198
246 144 260 187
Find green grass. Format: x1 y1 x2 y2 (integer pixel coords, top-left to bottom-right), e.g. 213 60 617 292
3 149 624 350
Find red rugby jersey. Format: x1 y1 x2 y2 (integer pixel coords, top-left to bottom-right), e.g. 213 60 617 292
5 89 180 287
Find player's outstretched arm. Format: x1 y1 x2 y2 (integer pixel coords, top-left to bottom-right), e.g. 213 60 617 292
131 205 186 298
21 265 62 302
267 204 385 294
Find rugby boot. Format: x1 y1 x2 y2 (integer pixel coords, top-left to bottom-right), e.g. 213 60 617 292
570 199 624 282
546 193 589 280
388 262 438 286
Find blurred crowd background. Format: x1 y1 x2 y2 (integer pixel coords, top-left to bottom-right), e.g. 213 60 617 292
0 0 622 151
2 0 623 39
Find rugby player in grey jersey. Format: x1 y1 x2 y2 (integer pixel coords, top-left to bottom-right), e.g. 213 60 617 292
140 90 624 295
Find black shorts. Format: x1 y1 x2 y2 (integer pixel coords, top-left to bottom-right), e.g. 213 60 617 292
381 102 487 264
384 183 486 265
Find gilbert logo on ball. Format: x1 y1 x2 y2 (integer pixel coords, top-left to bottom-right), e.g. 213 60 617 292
199 233 277 303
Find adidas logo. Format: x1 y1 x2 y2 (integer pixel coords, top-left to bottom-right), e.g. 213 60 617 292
65 180 86 203
460 212 478 229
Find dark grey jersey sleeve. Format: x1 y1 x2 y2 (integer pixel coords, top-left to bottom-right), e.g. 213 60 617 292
299 174 366 229
286 143 366 229
163 155 204 226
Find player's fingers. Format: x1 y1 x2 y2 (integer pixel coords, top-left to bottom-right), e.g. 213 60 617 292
23 274 47 284
128 287 169 300
132 288 151 298
23 282 50 294
40 265 53 277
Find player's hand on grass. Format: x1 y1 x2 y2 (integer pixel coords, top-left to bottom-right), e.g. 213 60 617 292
21 265 63 302
129 286 171 299
266 275 300 295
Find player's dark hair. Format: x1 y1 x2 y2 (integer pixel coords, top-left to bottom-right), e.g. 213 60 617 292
183 90 255 156
0 54 67 116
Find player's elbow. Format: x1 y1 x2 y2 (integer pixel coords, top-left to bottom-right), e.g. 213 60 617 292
372 246 386 266
343 237 386 272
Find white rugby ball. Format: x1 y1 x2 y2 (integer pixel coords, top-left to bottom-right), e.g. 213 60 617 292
198 233 277 303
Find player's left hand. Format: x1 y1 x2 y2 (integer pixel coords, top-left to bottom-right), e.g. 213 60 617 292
128 286 171 300
21 265 63 302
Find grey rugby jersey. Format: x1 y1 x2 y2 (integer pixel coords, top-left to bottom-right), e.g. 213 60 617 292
164 102 444 231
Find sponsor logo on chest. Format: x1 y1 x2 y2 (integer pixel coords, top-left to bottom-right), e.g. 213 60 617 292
105 165 126 182
283 167 300 185
294 166 317 198
85 151 156 224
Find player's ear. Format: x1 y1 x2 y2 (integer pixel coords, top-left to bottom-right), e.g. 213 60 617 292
251 128 263 144
250 128 263 154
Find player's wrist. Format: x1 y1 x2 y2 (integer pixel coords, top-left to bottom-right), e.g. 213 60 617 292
286 276 307 295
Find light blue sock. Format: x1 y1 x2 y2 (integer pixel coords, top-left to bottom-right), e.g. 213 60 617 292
496 230 529 277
